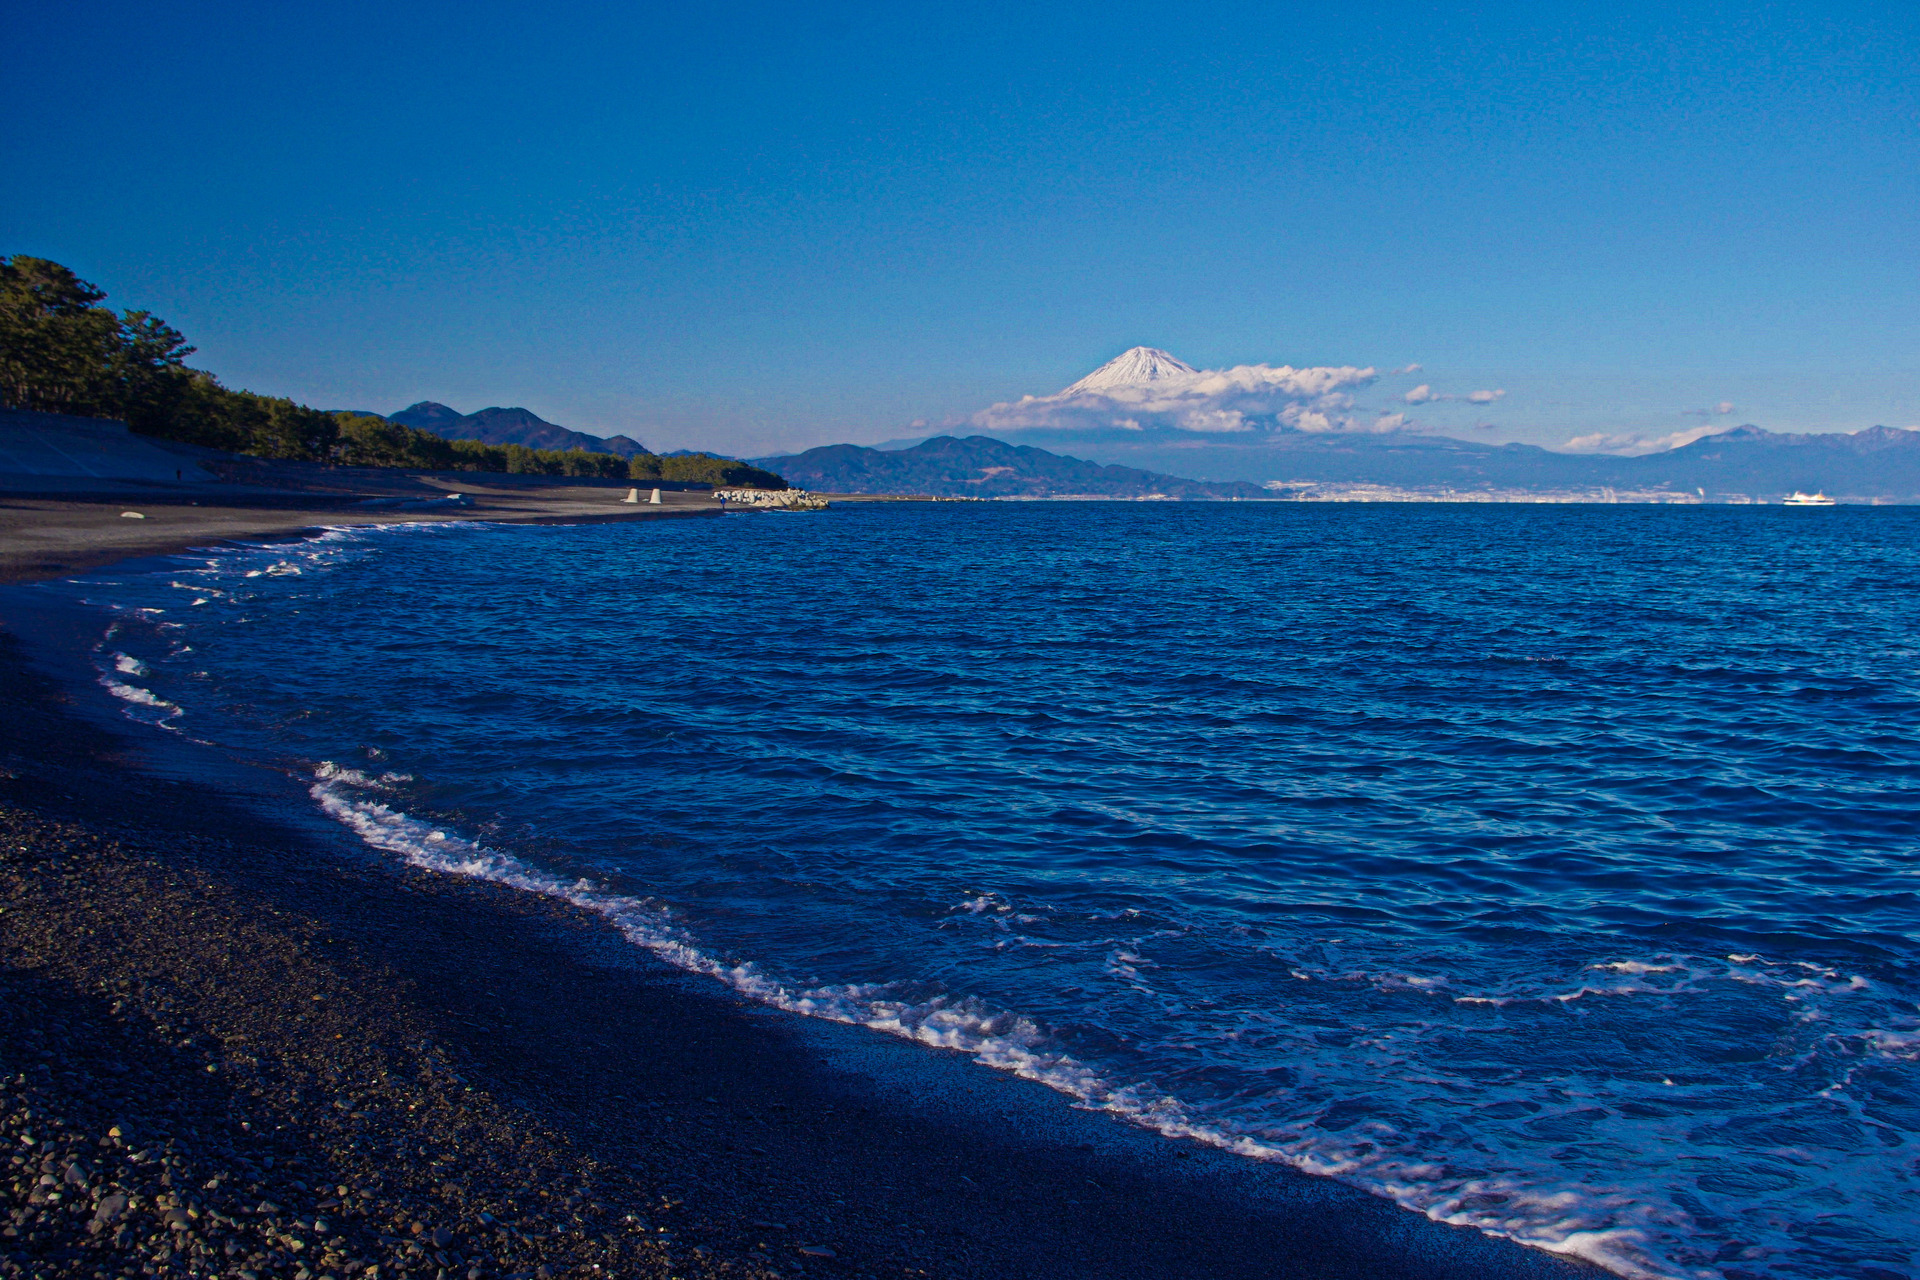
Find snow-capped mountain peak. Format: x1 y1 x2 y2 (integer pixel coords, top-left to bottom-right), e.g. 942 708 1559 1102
1059 347 1199 396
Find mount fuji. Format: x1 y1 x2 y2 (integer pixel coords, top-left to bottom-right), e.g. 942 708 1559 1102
1058 347 1199 396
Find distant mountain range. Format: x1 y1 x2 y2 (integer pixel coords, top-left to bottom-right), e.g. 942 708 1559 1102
1607 424 1920 497
1002 422 1920 499
754 435 1270 499
362 362 1920 501
790 424 1920 501
379 402 650 458
795 347 1920 501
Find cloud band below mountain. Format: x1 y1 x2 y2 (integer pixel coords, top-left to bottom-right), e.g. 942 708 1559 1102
1564 424 1735 455
971 353 1383 435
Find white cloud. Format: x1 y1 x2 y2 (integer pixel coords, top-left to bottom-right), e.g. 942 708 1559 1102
967 350 1509 439
1403 383 1504 406
972 352 1380 436
1563 424 1735 456
1681 400 1737 419
1177 408 1253 433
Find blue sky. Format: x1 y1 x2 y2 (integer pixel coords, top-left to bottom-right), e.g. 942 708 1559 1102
4 0 1916 455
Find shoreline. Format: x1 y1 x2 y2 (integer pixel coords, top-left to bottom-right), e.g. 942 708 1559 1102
1 523 1602 1280
0 485 727 587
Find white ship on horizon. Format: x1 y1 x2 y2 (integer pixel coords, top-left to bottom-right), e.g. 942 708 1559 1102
1782 491 1836 506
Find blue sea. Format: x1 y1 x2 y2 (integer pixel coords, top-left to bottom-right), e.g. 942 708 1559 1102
57 502 1920 1280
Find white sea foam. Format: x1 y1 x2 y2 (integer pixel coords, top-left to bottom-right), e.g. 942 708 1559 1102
1860 1028 1920 1059
309 765 1688 1280
1372 971 1448 992
103 680 168 708
76 522 481 733
100 678 183 727
313 761 411 790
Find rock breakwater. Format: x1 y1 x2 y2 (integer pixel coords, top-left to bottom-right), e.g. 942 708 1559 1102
715 490 828 511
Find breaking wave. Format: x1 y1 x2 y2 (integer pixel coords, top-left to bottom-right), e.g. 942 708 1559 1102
309 764 1676 1278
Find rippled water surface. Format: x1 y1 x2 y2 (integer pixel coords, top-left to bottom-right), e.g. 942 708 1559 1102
64 503 1920 1280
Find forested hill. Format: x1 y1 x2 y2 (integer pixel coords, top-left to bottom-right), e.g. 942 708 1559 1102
755 435 1272 499
0 255 783 488
385 402 651 458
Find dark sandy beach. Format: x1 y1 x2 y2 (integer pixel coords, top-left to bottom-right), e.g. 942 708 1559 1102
0 512 1601 1280
0 480 723 586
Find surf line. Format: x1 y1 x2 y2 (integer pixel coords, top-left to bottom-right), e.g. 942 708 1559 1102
307 765 1676 1280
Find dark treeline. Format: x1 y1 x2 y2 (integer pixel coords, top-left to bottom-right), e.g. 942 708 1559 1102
0 255 785 488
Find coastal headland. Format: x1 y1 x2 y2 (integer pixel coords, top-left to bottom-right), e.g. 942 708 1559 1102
0 510 1600 1280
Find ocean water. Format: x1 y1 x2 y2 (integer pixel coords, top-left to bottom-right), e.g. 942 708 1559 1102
55 502 1920 1280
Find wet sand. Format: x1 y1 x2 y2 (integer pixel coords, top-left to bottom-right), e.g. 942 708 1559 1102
0 518 1602 1280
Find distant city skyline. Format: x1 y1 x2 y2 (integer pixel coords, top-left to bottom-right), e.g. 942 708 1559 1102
4 0 1915 456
